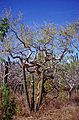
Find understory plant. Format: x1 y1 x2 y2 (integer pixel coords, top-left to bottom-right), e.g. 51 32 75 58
0 81 16 120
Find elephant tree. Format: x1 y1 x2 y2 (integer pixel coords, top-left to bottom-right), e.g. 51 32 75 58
0 11 79 112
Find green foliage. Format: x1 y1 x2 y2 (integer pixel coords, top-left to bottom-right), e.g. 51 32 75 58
59 91 67 102
0 17 9 42
44 81 52 93
5 112 10 120
0 57 5 63
0 112 2 120
1 82 16 119
15 104 22 114
2 82 9 109
1 81 10 119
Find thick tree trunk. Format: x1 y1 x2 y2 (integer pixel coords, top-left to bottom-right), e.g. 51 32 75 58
30 74 34 111
22 65 30 110
36 70 44 111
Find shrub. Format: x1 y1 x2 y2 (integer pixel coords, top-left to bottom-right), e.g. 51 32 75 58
1 81 16 119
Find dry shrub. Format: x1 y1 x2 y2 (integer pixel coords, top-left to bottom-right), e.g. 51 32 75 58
14 93 30 117
58 91 68 102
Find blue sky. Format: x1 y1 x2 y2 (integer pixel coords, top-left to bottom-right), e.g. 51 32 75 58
0 0 79 25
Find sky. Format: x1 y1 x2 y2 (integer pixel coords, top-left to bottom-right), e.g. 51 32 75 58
0 0 79 25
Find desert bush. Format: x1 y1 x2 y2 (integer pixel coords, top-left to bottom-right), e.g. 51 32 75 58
44 81 52 93
0 113 2 120
59 91 68 102
0 82 16 120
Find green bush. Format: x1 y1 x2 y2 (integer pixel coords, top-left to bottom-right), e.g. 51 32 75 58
2 82 9 109
1 81 16 119
0 112 2 120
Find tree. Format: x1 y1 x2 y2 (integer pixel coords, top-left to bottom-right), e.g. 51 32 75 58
0 10 79 112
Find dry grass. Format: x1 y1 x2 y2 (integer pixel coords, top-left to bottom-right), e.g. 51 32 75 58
12 91 79 120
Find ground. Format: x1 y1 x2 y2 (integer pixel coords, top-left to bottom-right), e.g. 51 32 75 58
12 91 79 120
